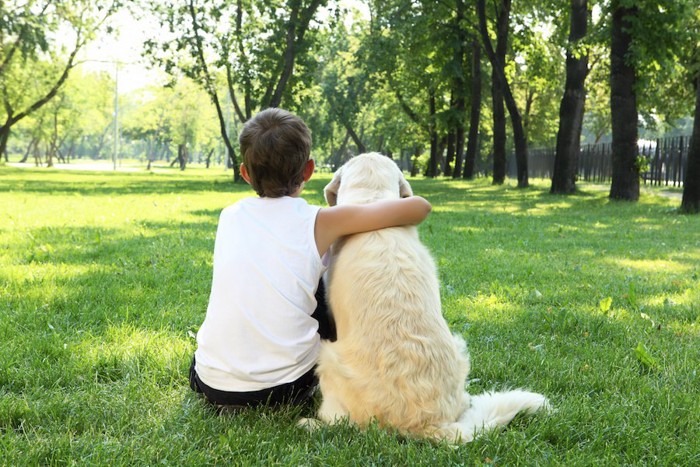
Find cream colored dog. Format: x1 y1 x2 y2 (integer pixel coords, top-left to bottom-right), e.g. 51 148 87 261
305 152 548 443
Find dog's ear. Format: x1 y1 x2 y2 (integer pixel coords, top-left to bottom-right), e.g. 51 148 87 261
324 167 342 206
399 175 413 198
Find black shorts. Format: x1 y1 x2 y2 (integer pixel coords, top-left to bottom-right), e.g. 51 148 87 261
189 356 318 410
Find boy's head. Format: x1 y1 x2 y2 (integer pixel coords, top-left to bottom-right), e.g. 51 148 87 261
239 108 312 198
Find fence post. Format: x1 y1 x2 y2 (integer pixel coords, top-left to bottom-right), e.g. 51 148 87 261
653 139 660 186
674 136 683 186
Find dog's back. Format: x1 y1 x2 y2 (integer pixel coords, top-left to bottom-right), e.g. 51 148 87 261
321 225 470 433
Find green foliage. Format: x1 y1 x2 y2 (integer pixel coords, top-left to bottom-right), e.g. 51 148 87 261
1 167 699 464
0 0 120 158
13 69 115 160
511 26 563 146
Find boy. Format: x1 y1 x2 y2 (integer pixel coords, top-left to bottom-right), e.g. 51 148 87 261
189 108 431 410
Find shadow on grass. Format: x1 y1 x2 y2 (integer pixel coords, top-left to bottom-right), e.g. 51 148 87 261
0 166 243 196
2 168 699 463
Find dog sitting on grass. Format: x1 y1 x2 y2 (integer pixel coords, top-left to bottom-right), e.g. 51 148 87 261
300 152 549 443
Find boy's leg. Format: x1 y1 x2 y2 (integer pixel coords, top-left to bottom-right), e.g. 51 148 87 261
312 278 336 341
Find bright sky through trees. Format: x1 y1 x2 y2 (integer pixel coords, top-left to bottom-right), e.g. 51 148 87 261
79 0 369 95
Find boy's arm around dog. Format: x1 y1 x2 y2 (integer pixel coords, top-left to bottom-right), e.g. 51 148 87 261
314 196 432 256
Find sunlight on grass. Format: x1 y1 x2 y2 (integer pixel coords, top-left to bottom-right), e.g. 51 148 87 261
608 258 692 274
72 324 191 383
1 167 699 465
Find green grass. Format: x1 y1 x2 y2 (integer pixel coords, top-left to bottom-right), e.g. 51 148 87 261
1 166 699 465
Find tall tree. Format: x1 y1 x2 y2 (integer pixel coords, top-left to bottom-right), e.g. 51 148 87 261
681 79 700 213
365 0 452 177
0 0 119 159
477 0 529 187
16 68 113 166
478 0 508 184
608 1 639 200
315 14 370 156
551 0 589 194
462 37 481 180
447 0 468 179
606 0 691 201
680 6 700 213
143 0 326 180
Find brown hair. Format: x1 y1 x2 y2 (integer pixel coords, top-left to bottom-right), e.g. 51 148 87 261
239 108 312 197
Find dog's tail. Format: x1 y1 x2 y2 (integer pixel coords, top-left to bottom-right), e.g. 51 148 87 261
430 390 550 444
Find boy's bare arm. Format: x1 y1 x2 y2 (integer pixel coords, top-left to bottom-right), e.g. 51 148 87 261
314 196 432 256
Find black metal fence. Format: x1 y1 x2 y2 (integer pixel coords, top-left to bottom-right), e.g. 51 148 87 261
515 135 690 186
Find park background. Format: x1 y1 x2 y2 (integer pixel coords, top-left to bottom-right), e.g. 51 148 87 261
1 0 699 208
1 0 700 464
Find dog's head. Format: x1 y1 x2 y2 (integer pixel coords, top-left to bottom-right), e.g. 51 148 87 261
324 152 413 206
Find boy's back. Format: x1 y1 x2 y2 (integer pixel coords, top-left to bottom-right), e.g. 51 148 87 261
195 196 325 392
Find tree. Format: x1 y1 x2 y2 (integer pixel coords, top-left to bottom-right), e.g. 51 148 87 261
314 13 369 156
477 0 529 187
681 80 700 213
0 0 119 160
608 1 639 200
142 0 327 181
680 7 700 213
445 0 468 178
462 38 482 180
551 0 589 194
606 0 692 201
34 69 114 165
120 80 219 169
368 0 439 177
511 26 562 148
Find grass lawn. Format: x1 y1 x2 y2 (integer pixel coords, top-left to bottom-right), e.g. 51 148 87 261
1 166 698 465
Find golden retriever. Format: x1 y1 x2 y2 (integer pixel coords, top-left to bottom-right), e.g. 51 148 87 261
305 152 549 443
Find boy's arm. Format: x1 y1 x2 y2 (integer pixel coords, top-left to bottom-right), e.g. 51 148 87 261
314 196 432 256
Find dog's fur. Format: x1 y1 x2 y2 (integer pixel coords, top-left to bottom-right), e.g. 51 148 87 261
303 152 549 443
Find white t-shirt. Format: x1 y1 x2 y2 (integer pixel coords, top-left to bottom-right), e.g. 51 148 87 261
194 196 326 392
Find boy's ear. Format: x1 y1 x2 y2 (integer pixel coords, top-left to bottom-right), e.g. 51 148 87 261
324 167 342 206
302 159 315 182
240 164 252 185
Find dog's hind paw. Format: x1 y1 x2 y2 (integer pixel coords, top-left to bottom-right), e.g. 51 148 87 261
297 417 323 431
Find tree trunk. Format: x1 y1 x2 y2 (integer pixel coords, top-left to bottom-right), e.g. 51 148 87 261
265 0 323 108
463 38 481 180
342 120 366 154
681 79 700 213
33 140 43 166
478 0 529 187
20 137 37 163
0 121 11 161
551 0 589 195
146 138 154 170
609 3 640 201
177 144 188 171
445 130 455 177
450 0 467 179
453 125 466 179
481 0 508 185
426 90 439 178
205 148 214 169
